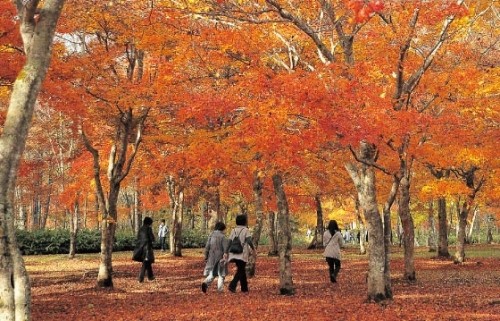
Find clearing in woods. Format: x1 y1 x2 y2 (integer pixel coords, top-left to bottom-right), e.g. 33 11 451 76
27 244 500 321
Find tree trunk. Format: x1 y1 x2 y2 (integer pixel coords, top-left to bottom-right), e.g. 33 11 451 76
382 176 399 299
345 142 391 302
267 211 278 256
247 171 264 277
437 197 450 257
0 1 65 319
427 200 437 252
455 203 468 263
272 173 294 295
467 208 478 243
173 191 184 256
31 195 40 230
307 194 324 249
453 166 483 263
82 107 147 288
167 176 184 257
68 201 79 259
398 174 416 281
355 195 367 255
40 190 51 230
97 220 116 287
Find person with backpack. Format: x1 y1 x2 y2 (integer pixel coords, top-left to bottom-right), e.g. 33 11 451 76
201 221 228 293
323 220 344 283
227 214 255 293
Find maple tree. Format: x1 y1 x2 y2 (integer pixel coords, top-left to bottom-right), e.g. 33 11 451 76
0 0 498 315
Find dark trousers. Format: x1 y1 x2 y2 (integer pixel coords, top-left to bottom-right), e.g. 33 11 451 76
139 261 154 282
326 257 341 282
229 259 248 292
159 237 167 251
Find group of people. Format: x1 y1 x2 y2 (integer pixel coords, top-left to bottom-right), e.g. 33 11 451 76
132 215 343 291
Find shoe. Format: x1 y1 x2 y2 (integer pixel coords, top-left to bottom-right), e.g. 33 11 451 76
148 276 155 281
228 287 236 293
201 282 208 293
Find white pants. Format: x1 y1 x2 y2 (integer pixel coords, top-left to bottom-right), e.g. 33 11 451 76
204 270 225 292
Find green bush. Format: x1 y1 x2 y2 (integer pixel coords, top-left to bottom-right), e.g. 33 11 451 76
16 228 213 255
182 229 210 248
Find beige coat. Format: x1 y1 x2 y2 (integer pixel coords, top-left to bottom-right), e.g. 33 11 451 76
227 226 252 263
322 230 343 259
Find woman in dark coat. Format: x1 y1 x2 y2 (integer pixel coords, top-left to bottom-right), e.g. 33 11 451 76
134 216 155 282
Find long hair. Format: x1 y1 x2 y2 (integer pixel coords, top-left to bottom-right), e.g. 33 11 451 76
327 220 339 235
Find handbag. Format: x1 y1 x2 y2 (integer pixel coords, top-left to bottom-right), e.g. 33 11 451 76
132 245 145 262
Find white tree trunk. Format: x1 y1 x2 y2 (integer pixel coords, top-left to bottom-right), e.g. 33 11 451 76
0 1 65 319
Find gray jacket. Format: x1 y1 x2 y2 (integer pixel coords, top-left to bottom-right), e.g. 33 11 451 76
203 230 228 276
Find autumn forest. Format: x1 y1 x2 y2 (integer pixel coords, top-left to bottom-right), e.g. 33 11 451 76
0 0 499 320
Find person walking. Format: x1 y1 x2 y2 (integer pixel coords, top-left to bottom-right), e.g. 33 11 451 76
133 216 155 282
158 219 168 251
201 222 228 293
323 220 343 283
227 214 255 293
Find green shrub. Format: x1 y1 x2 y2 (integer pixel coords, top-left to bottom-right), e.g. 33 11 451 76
182 229 209 248
17 228 212 255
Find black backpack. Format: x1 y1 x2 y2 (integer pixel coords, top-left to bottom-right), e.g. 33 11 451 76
229 229 244 254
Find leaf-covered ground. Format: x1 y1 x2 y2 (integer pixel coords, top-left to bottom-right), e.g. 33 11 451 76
27 244 500 321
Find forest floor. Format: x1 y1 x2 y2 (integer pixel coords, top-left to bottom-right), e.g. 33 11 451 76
27 244 500 321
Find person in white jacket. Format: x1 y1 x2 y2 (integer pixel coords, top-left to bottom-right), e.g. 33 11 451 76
323 220 344 283
158 219 168 251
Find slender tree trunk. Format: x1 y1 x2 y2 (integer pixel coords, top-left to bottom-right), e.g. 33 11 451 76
453 166 483 263
247 171 264 277
133 187 141 235
455 203 468 263
167 176 184 257
272 173 294 295
437 197 450 257
31 195 40 231
82 107 147 288
17 206 27 231
427 200 437 252
68 201 79 259
95 192 100 230
173 191 184 256
307 194 324 249
467 208 478 243
267 211 278 256
355 195 367 255
398 174 416 281
83 193 88 229
40 193 51 230
382 176 399 299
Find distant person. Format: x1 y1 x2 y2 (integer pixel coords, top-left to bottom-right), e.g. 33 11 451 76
201 222 228 293
227 214 255 293
158 219 168 251
306 228 312 239
323 220 343 283
133 216 155 282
